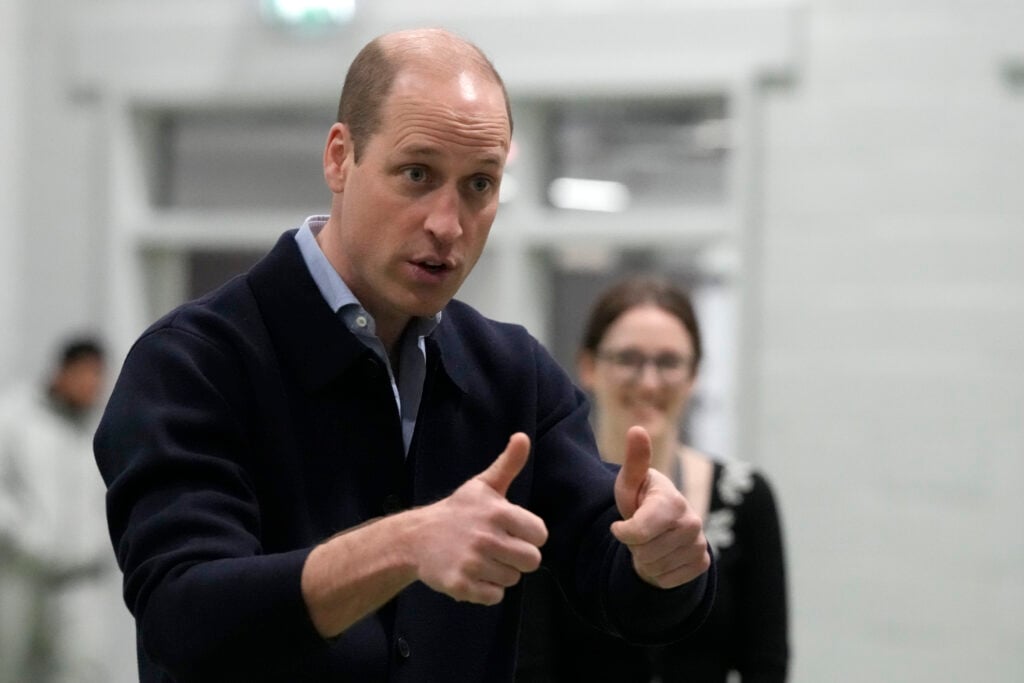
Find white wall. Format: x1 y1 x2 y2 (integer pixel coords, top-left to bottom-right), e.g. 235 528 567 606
756 3 1024 681
0 0 109 381
2 1 1022 681
0 0 25 383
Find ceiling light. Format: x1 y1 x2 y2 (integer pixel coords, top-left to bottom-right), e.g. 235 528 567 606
548 178 631 212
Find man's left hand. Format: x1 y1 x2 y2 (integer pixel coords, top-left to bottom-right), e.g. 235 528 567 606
611 426 711 589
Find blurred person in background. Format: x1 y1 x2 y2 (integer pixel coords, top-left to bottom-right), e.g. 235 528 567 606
0 336 135 683
519 275 789 682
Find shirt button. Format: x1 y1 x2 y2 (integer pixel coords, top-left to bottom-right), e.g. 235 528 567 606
396 636 411 659
355 315 368 328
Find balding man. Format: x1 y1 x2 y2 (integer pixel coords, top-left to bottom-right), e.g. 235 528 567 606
95 28 715 682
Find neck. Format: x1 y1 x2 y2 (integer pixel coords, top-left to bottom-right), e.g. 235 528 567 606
377 318 410 357
648 430 678 479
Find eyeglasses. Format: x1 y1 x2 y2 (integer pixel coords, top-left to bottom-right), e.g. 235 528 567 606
594 348 693 385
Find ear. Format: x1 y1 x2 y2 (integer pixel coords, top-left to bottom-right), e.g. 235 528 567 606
576 350 597 391
323 122 353 193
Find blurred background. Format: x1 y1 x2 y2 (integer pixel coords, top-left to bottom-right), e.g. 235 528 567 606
0 0 1021 681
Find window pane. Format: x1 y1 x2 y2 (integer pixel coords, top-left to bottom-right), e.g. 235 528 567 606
155 108 331 210
546 96 729 211
187 248 265 299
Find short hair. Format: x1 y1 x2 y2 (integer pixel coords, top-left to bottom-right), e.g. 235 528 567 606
57 336 105 369
580 276 703 373
336 28 513 162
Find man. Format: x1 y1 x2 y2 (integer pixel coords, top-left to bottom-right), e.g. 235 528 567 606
94 28 715 682
0 337 135 683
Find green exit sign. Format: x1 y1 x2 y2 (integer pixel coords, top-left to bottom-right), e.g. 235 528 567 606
261 0 356 27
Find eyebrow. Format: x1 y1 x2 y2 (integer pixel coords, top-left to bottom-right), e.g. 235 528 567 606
396 144 506 169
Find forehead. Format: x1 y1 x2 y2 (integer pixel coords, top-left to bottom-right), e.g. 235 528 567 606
604 305 694 350
375 68 510 154
65 355 103 370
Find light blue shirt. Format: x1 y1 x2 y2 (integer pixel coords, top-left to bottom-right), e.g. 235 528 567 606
294 216 440 453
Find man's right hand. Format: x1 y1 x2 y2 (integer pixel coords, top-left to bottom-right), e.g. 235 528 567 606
411 432 548 605
301 433 547 637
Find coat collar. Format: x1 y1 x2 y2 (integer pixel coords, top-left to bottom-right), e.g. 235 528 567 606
247 230 471 396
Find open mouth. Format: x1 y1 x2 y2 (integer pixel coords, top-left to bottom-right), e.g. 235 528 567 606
412 258 454 276
418 260 448 274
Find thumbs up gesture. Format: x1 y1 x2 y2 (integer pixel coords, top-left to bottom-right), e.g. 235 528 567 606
611 426 711 589
414 433 548 605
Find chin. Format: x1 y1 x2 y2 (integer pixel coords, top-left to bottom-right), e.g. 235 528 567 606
642 424 669 442
632 414 669 440
401 293 449 318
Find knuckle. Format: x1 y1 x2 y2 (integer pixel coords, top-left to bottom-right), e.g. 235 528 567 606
449 576 471 599
483 587 505 606
462 556 484 577
516 544 540 573
502 569 523 587
467 528 495 555
523 551 541 573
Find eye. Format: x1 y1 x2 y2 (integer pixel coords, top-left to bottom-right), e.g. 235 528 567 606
613 350 646 368
403 166 429 183
654 354 686 371
468 175 493 193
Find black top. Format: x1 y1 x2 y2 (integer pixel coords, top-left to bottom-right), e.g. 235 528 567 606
517 459 788 682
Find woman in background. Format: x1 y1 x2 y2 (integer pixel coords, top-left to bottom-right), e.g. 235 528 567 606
518 275 789 682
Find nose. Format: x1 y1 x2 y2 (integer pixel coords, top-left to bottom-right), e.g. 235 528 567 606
636 360 661 388
424 186 463 244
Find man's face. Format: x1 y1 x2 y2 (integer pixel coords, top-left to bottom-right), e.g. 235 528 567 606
326 67 510 336
54 356 105 411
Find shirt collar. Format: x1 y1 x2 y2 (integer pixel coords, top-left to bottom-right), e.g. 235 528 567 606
294 216 441 339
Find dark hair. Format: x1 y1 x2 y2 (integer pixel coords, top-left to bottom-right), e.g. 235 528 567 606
57 336 105 369
336 28 513 162
580 276 703 373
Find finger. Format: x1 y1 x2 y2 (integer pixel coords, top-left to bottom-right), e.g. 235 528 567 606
456 580 506 606
622 526 703 572
476 432 531 497
469 558 524 589
611 517 657 547
499 508 549 549
636 547 712 589
615 425 652 519
487 534 544 574
611 495 701 549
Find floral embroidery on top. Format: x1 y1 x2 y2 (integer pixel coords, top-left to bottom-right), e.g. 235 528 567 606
718 460 754 506
705 509 736 550
705 461 755 551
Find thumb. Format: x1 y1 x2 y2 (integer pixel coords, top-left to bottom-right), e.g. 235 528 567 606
614 425 652 519
477 432 531 497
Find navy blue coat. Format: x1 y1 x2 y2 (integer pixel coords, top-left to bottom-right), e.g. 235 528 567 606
94 231 714 682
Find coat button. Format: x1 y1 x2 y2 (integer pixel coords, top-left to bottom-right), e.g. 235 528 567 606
382 494 404 514
396 636 411 659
